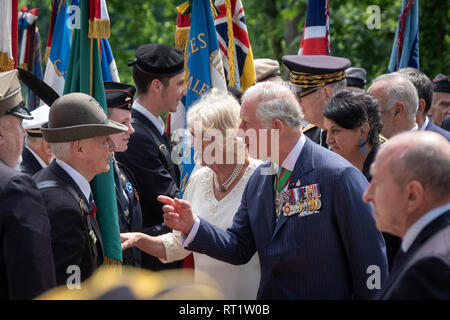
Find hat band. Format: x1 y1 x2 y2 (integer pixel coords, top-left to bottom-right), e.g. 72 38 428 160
286 68 346 89
26 128 43 137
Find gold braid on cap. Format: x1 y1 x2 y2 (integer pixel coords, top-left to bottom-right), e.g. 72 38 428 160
286 67 346 89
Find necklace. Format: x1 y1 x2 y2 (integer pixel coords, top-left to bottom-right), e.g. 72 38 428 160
213 163 244 192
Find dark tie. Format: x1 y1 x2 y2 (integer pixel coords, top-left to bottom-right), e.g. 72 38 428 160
320 130 328 148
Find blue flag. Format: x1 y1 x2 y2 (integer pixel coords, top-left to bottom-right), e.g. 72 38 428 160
43 0 71 96
100 38 120 82
179 0 227 197
387 0 419 73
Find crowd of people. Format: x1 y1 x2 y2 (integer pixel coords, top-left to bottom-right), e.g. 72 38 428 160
0 42 449 300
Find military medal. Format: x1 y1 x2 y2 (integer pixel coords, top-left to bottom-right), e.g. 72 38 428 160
89 230 97 244
275 191 281 206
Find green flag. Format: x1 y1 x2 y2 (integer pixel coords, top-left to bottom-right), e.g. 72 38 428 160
64 0 122 265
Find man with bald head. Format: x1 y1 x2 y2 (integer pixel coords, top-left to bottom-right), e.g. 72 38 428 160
368 73 419 139
363 131 450 299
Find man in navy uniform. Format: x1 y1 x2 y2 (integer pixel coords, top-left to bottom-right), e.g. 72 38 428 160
34 92 128 285
282 55 351 148
105 81 143 267
116 44 185 271
20 104 53 175
0 70 56 299
160 81 388 299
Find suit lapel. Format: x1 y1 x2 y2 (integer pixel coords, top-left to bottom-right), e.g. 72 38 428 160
49 160 89 204
378 210 450 299
272 138 316 238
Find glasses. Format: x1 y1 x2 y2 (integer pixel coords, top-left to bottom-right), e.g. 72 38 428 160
296 87 323 99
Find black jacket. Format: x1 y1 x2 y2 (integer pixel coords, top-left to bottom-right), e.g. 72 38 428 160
0 161 55 299
19 146 44 176
115 108 182 270
33 160 103 285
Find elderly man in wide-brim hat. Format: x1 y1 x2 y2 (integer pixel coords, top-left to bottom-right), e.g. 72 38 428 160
34 92 127 286
0 70 56 299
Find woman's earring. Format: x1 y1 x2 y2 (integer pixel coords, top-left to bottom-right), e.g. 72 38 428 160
358 139 367 154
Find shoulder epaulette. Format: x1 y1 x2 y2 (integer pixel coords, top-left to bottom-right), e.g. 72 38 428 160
378 134 388 145
303 124 317 133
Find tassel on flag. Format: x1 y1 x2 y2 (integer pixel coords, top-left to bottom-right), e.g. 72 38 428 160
88 0 110 39
0 0 18 72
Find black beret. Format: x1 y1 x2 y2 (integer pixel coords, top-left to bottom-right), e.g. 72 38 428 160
129 44 185 78
105 81 136 111
433 74 450 93
282 55 351 92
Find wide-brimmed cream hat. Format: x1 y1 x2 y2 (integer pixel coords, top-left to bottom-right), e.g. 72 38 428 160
41 92 127 143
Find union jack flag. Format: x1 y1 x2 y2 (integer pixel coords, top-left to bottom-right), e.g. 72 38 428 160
214 0 255 91
298 0 330 55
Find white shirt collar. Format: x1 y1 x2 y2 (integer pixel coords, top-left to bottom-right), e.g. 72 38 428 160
55 158 92 202
409 123 419 132
132 100 165 135
401 202 450 252
419 117 429 131
26 146 47 169
280 134 306 171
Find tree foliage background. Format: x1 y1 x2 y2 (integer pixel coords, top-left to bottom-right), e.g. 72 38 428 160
20 0 450 86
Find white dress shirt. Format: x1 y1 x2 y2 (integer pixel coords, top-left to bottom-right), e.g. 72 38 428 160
419 117 430 131
132 101 165 135
55 158 92 202
401 202 450 252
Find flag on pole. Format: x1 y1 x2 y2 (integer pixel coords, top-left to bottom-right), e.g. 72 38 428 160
0 0 18 72
43 0 71 96
64 0 122 266
298 0 331 55
214 0 256 92
170 0 254 136
387 0 419 73
17 6 43 110
179 0 227 196
100 38 120 82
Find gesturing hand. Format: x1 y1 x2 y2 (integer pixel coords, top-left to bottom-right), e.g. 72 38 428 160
158 195 195 235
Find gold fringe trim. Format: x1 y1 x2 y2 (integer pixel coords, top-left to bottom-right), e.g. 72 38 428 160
44 46 51 64
175 26 190 50
177 1 190 15
225 0 235 87
88 18 110 39
102 256 123 274
0 52 15 72
209 0 219 19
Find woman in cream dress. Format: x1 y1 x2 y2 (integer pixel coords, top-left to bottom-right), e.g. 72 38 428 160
121 89 261 299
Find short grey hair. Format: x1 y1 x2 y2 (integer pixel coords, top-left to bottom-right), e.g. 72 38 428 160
50 141 73 159
242 81 304 129
371 73 419 123
186 88 241 133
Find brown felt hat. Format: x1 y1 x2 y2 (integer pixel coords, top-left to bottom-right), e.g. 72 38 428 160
41 92 128 143
0 70 32 119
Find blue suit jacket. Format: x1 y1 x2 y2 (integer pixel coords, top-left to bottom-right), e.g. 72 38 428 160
424 120 450 141
187 137 388 299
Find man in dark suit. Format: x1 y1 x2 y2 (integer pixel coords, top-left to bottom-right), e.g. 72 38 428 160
397 68 450 141
0 70 56 299
115 44 185 271
105 81 143 267
160 81 388 299
363 131 450 299
34 92 128 285
282 55 351 148
20 104 53 175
